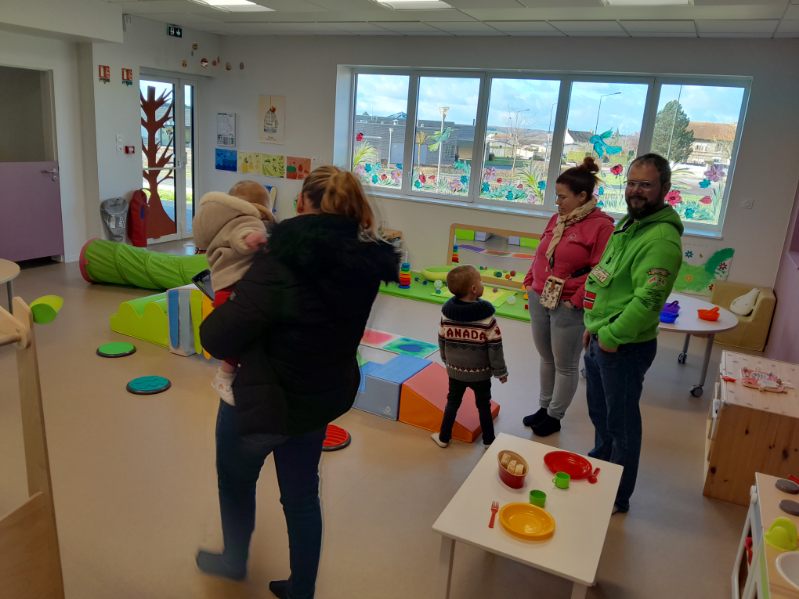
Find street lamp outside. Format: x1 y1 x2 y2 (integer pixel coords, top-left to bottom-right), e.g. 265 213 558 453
594 91 621 135
437 106 450 187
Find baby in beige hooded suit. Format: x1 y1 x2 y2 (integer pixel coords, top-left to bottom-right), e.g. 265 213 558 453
193 180 275 402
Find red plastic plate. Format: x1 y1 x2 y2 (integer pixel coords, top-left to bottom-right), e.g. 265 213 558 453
543 451 593 480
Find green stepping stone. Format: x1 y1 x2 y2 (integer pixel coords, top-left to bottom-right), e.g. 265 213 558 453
97 342 137 358
126 375 171 395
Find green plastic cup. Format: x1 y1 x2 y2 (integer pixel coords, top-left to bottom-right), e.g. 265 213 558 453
529 489 547 508
553 471 570 490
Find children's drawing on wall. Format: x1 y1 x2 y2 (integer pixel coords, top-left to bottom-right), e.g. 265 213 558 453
237 152 261 174
261 153 286 178
216 112 236 147
673 244 735 297
215 148 237 172
286 156 311 180
258 95 285 145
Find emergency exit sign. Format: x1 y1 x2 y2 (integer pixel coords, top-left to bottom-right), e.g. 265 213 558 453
167 24 183 38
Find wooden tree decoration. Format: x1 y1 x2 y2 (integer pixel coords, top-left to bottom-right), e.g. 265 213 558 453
140 85 177 239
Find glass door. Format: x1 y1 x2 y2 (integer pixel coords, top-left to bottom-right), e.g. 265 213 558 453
140 74 196 242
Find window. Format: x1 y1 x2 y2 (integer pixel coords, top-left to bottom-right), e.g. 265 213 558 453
481 78 560 206
352 73 409 189
343 69 749 234
411 76 480 197
651 84 746 227
562 81 649 214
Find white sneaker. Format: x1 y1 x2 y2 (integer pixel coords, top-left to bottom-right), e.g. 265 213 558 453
212 369 236 405
431 433 449 448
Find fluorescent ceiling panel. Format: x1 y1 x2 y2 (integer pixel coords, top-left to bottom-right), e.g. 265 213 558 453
193 0 273 11
374 0 453 8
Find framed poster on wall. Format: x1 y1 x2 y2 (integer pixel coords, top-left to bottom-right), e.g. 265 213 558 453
258 95 285 145
216 112 236 147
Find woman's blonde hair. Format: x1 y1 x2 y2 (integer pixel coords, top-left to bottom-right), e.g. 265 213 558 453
301 165 378 238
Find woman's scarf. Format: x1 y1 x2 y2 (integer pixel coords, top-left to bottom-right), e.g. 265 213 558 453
545 198 598 265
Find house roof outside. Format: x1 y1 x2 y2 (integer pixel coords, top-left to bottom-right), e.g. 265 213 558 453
688 122 737 142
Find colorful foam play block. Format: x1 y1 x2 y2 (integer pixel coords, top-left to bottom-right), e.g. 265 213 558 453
398 362 500 443
358 361 382 393
167 284 198 356
454 228 475 241
354 355 430 420
110 293 169 348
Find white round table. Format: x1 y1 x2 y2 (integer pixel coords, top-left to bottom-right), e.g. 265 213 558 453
0 258 20 313
659 292 738 397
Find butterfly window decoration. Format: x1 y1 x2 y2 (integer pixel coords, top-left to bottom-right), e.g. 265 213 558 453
589 129 623 160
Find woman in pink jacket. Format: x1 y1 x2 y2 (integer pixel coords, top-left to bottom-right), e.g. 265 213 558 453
522 157 614 436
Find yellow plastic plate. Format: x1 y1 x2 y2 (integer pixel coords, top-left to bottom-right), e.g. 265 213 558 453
499 503 556 541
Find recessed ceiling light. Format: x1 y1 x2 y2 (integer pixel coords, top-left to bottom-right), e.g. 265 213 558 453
374 0 452 9
603 0 692 5
193 0 274 12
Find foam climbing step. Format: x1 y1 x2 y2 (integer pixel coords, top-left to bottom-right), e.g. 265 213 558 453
110 292 169 348
354 355 430 420
398 362 500 443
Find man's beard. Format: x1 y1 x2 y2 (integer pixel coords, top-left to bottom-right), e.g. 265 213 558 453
626 195 661 219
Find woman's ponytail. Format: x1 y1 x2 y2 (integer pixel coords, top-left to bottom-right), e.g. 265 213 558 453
302 166 378 238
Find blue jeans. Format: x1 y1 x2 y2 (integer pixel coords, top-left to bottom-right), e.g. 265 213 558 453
583 336 657 511
216 401 326 599
529 293 586 420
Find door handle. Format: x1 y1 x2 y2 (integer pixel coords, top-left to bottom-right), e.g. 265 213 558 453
41 168 59 181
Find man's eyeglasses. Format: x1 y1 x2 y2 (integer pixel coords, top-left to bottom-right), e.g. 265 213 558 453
625 180 656 191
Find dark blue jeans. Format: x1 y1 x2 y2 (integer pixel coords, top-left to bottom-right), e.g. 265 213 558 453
216 401 326 599
583 336 657 511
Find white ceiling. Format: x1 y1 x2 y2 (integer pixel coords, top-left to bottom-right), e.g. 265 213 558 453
102 0 799 38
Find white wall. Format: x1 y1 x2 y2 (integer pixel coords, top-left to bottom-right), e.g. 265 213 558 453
0 30 89 261
0 0 122 43
87 16 221 218
202 35 799 288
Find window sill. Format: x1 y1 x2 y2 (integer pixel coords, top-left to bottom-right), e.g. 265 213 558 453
367 188 724 240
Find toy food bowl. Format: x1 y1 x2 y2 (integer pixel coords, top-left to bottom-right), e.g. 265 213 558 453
498 450 528 489
697 306 720 321
659 300 680 324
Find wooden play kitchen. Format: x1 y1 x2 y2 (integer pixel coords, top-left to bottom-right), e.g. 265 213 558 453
704 351 799 506
732 473 799 598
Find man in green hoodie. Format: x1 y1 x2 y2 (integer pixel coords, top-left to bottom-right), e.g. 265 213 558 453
581 153 684 514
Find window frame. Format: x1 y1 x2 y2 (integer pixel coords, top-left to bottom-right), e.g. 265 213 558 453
344 67 751 236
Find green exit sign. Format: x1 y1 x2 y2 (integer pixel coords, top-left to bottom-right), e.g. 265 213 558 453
167 24 183 38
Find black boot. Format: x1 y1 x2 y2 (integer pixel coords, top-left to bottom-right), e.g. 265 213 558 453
269 580 289 598
195 550 246 581
522 407 547 428
532 414 561 437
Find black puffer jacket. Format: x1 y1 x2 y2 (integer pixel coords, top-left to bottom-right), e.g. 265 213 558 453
200 213 400 435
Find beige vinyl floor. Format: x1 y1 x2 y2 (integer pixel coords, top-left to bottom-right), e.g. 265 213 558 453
0 250 746 599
